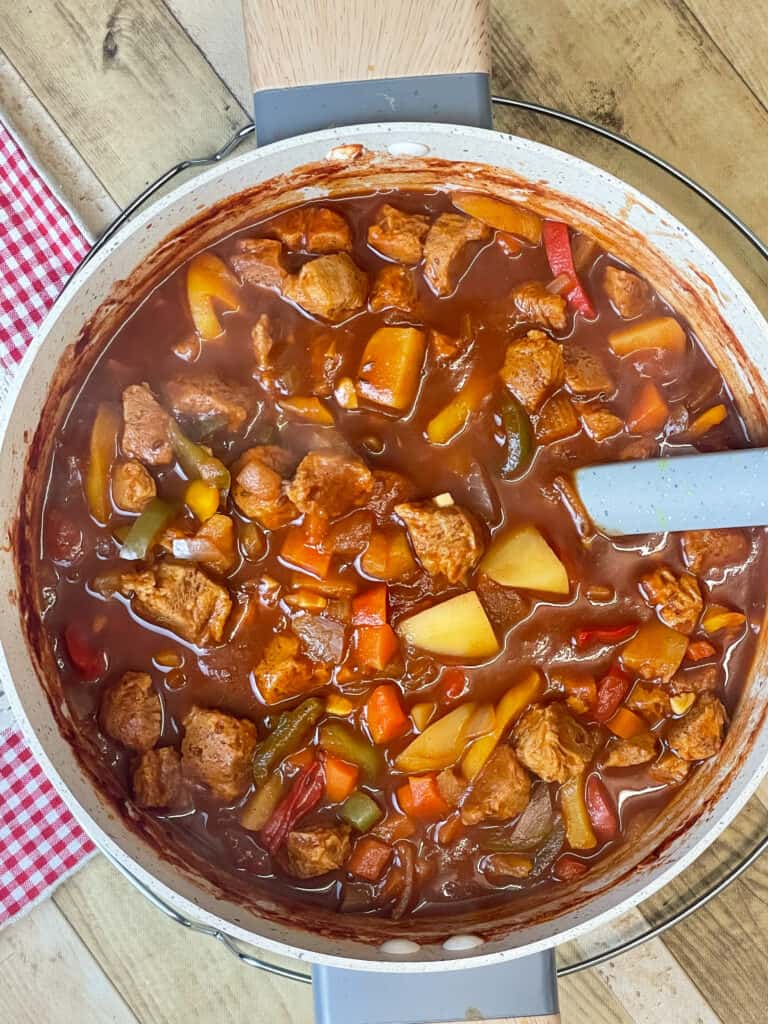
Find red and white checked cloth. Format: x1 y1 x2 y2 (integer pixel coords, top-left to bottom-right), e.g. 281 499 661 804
0 121 96 928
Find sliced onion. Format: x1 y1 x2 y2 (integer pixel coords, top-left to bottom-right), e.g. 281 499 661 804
466 703 496 740
507 783 554 850
171 536 222 562
546 272 577 296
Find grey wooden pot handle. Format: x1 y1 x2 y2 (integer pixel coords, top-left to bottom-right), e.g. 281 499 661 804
574 447 768 536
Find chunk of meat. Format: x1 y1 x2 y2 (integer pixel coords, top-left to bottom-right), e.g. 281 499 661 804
100 671 161 753
429 328 469 366
514 703 598 783
603 732 658 768
423 213 491 295
231 237 288 290
285 824 352 878
367 204 431 265
369 265 418 314
476 573 529 632
369 469 417 519
604 266 652 319
253 632 328 704
500 330 565 413
162 373 254 432
564 345 614 396
620 437 658 461
667 693 727 761
133 747 183 808
436 768 467 809
118 563 232 645
581 407 624 442
309 333 343 396
394 501 484 584
535 392 580 444
121 384 172 465
269 206 352 253
232 446 297 529
461 746 531 825
318 509 373 557
287 450 374 522
285 254 367 322
681 529 750 574
112 460 156 513
639 566 703 635
650 751 691 783
668 665 719 697
181 706 258 801
251 313 274 372
512 281 567 332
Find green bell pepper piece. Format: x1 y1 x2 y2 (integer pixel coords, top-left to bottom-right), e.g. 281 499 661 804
499 395 533 479
119 497 178 561
318 721 384 784
169 420 231 494
252 697 325 787
338 791 383 832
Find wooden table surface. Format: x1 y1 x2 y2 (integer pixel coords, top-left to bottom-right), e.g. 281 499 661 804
2 2 768 1021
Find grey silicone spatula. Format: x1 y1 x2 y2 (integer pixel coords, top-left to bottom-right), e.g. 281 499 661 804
573 448 768 536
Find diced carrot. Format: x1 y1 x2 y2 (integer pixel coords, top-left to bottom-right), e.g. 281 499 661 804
373 812 416 843
701 604 747 634
280 526 332 579
608 317 686 358
627 381 668 434
686 639 716 662
346 836 393 881
606 707 647 740
366 683 409 744
279 396 335 425
355 624 399 672
357 326 426 411
352 584 388 627
284 747 315 771
396 774 450 819
689 404 727 439
324 755 360 802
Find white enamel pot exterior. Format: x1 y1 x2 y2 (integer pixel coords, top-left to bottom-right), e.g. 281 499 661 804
2 122 768 974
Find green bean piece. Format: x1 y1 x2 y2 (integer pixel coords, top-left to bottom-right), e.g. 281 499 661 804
119 498 178 561
169 420 231 494
338 791 383 832
318 721 384 784
499 395 533 479
252 697 325 787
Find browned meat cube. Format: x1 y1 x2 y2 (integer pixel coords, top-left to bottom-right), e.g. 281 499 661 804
285 254 367 322
187 514 237 575
667 693 727 761
231 237 288 290
285 824 352 878
162 373 254 432
512 281 567 332
394 501 484 584
428 328 468 366
603 732 658 768
181 706 258 801
564 345 614 396
251 313 274 372
119 563 232 646
669 664 719 697
287 450 374 522
650 751 691 783
620 437 658 461
112 460 156 513
121 384 172 465
436 768 467 808
232 445 298 530
369 265 418 314
604 266 652 319
369 469 417 519
681 529 750 574
535 392 580 444
513 703 598 783
100 671 161 753
581 407 624 442
318 509 373 557
639 566 703 635
476 573 529 632
269 206 352 253
484 853 533 880
367 204 431 265
500 330 565 413
253 632 327 704
460 746 531 825
423 213 491 295
133 747 182 808
309 333 343 397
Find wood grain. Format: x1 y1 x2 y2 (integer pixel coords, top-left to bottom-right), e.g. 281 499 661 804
242 0 491 92
684 0 768 109
557 971 634 1024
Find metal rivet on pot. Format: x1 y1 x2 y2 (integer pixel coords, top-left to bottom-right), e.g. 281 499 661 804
442 934 484 951
387 142 429 157
379 939 421 955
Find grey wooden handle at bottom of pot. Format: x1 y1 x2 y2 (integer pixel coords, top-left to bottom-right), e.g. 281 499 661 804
312 949 559 1024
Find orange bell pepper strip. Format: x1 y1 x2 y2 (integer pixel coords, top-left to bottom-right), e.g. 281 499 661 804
366 683 409 744
396 774 450 820
324 755 359 803
280 525 332 579
86 403 121 525
355 624 399 672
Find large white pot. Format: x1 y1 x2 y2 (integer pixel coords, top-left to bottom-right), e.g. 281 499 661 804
2 123 768 983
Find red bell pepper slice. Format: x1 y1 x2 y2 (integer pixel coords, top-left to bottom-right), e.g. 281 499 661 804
438 668 468 704
594 662 632 723
542 221 596 318
260 759 325 855
64 624 106 681
554 853 589 881
573 623 638 650
585 775 619 842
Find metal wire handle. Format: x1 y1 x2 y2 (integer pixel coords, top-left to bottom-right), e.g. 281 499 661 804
81 97 768 982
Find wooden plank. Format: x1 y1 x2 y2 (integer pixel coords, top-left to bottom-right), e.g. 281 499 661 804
683 1 768 112
165 0 251 111
558 969 635 1024
0 898 139 1024
0 50 118 238
0 0 247 207
53 855 313 1024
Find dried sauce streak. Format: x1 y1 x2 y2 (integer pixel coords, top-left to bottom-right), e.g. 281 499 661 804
35 190 766 917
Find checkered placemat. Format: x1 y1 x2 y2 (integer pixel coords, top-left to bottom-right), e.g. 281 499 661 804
0 120 95 929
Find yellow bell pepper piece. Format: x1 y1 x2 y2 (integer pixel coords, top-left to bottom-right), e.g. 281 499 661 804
701 604 746 634
86 402 121 525
689 404 727 439
561 772 597 850
395 702 477 773
426 372 490 445
326 693 356 717
186 252 240 341
461 669 544 780
279 396 335 425
184 479 220 522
